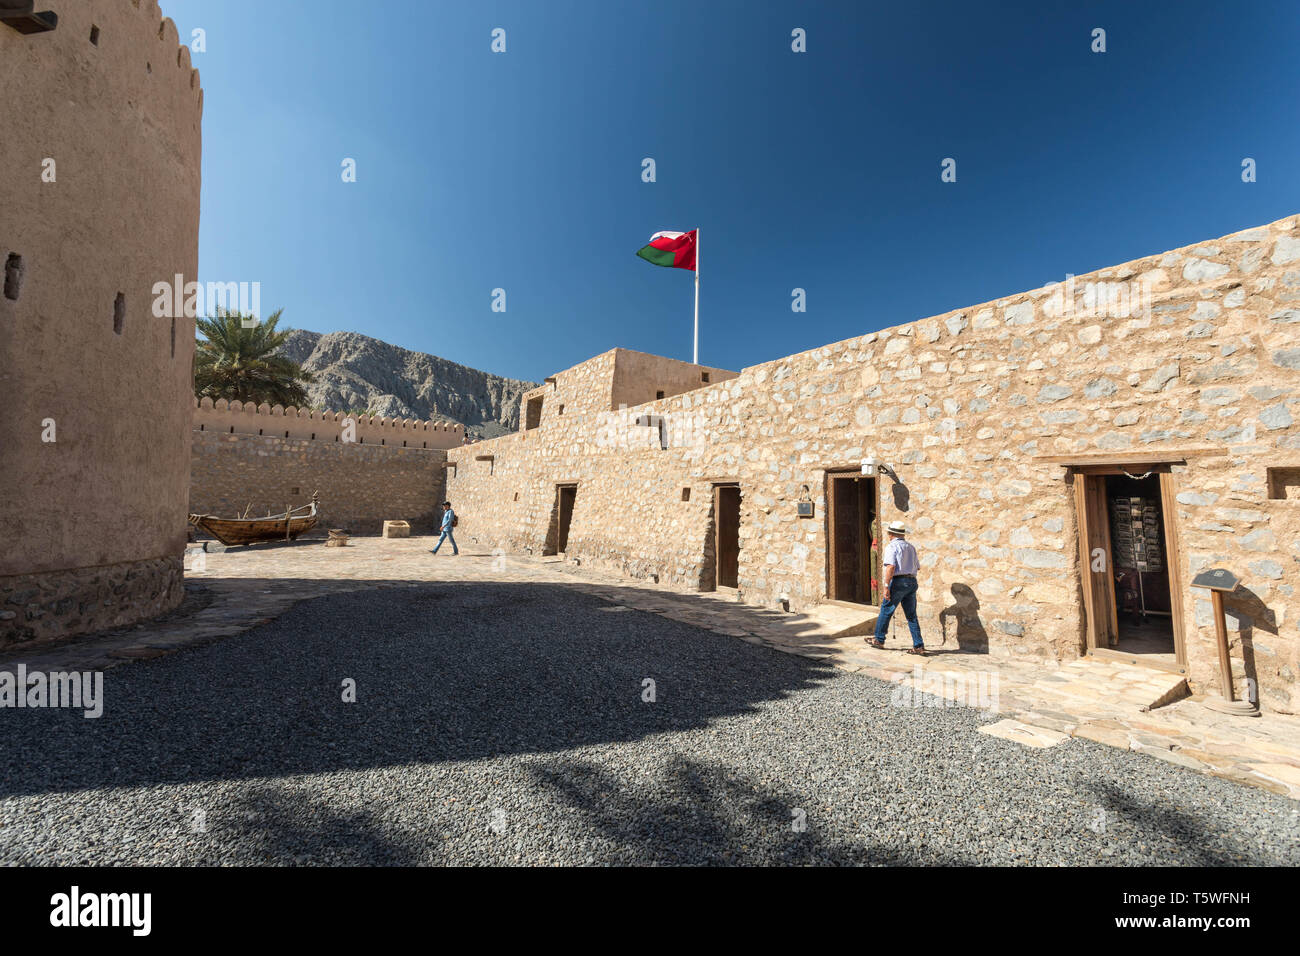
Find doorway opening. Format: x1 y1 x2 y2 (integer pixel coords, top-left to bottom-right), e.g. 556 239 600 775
826 471 879 605
1106 473 1175 656
1072 465 1186 671
711 483 741 590
545 483 577 555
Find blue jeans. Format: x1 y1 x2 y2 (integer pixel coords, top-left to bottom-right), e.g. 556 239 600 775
432 528 458 554
874 575 923 647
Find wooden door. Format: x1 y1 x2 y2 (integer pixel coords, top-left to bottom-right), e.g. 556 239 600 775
1157 472 1189 670
556 485 576 553
828 474 873 604
714 484 740 589
1074 472 1118 650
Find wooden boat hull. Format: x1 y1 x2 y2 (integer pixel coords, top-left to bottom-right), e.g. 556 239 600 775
189 495 320 547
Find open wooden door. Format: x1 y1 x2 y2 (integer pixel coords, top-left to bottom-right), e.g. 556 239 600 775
713 484 740 589
827 472 877 605
1073 471 1119 651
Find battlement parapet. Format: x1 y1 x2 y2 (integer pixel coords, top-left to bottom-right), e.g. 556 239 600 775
194 397 467 449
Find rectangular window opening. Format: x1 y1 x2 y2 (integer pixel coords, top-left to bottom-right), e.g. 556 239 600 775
1267 467 1300 500
4 253 23 301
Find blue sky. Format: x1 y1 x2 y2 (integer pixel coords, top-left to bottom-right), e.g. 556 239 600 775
163 0 1300 383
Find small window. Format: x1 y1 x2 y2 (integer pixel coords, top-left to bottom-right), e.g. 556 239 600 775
1267 467 1300 500
284 431 289 438
290 487 300 496
89 25 100 45
701 372 710 383
4 253 22 301
558 404 565 415
310 433 316 440
146 62 152 74
681 487 691 502
525 395 544 429
113 293 125 334
656 390 665 400
258 429 263 436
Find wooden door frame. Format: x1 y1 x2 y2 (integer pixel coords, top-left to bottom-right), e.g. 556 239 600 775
711 482 741 591
824 468 881 606
1069 464 1188 673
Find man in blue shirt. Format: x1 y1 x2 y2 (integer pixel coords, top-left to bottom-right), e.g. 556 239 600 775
431 500 459 555
868 520 925 655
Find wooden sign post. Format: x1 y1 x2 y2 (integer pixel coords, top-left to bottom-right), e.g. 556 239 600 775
1190 568 1259 717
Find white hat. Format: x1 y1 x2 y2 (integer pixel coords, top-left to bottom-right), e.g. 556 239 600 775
887 520 908 535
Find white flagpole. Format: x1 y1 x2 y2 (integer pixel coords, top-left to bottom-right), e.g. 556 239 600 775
693 228 700 365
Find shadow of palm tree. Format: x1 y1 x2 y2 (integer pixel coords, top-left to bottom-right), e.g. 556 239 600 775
1085 780 1252 866
525 754 963 866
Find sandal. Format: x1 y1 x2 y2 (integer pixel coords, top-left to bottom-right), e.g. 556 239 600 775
866 639 886 648
908 646 928 656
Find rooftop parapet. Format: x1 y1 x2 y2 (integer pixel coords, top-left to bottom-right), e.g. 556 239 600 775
194 397 467 449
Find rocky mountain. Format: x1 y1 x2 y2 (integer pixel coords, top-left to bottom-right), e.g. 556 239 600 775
276 330 537 439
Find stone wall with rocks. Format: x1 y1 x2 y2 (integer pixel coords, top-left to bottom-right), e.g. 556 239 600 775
449 216 1300 713
191 431 448 535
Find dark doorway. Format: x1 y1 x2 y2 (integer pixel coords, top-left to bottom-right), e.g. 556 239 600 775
1072 465 1186 671
555 484 577 553
1104 473 1175 657
826 472 878 605
712 484 741 589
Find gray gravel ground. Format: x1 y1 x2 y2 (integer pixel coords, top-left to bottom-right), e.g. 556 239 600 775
2 583 1297 866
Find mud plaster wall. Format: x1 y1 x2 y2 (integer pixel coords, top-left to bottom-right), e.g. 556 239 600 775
450 217 1300 712
0 1 202 644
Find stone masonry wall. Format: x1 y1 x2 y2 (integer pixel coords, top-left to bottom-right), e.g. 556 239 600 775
449 216 1300 713
191 431 447 535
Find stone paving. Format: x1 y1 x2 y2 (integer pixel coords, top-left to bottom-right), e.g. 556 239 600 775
4 534 1298 800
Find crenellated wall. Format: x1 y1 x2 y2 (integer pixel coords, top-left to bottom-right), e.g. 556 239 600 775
1 0 203 647
193 397 466 449
449 216 1300 713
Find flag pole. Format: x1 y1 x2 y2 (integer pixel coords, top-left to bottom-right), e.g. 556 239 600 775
693 228 700 365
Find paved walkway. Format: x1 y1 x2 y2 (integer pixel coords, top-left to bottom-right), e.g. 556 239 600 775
5 535 1299 800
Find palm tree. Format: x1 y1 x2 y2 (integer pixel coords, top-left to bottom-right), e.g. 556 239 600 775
194 308 314 407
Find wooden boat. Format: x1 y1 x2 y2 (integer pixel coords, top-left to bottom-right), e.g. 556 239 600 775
189 492 320 546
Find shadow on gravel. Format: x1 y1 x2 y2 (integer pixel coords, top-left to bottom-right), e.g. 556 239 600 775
1085 780 1260 866
0 583 837 800
527 755 966 865
219 784 425 866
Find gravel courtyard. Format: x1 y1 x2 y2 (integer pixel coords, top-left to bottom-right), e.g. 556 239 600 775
2 583 1296 866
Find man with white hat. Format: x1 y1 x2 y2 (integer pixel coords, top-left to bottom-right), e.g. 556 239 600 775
868 520 926 655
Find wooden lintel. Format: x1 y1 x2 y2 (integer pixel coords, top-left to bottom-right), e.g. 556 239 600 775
1035 447 1224 467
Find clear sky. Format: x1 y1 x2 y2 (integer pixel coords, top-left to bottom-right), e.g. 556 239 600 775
162 0 1300 383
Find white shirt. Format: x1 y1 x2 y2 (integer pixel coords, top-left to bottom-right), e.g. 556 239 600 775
883 537 919 575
